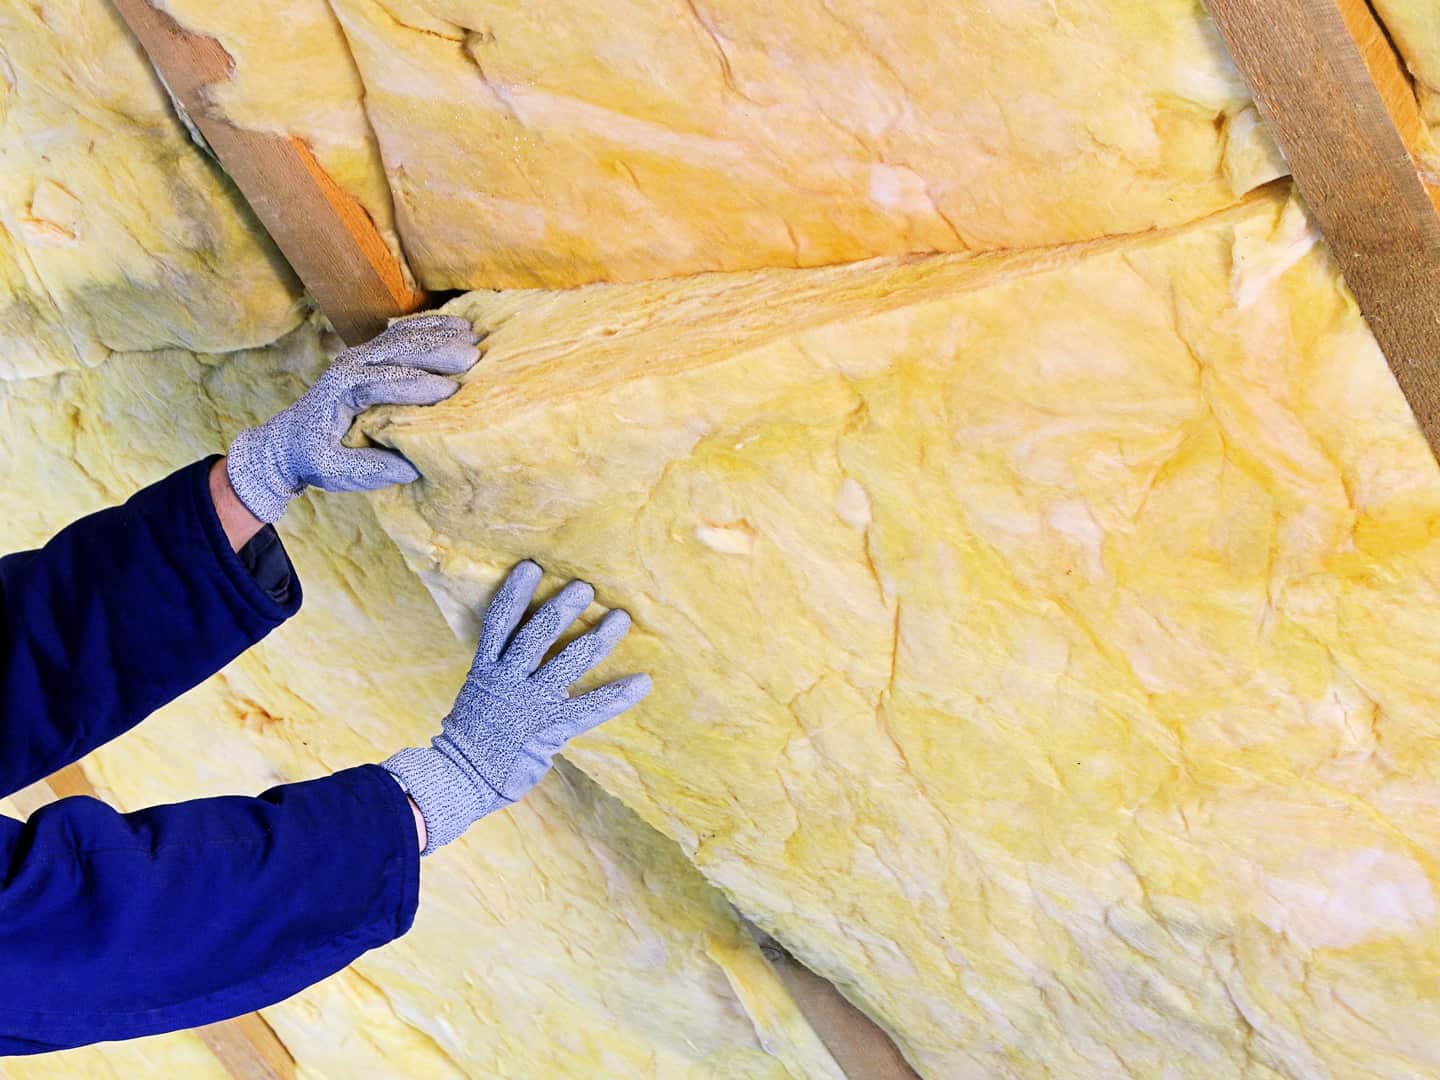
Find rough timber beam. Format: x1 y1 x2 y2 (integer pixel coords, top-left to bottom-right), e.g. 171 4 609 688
1206 0 1440 460
110 0 427 345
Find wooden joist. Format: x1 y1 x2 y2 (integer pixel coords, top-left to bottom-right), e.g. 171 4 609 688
745 922 920 1079
1206 0 1440 459
110 0 426 345
196 1014 296 1080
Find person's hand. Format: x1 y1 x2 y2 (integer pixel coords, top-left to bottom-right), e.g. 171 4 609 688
383 560 651 854
226 313 480 523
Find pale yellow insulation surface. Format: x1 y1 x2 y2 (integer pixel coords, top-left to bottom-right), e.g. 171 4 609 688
0 1039 227 1080
362 186 1440 1078
328 0 1285 288
0 0 303 380
0 325 841 1079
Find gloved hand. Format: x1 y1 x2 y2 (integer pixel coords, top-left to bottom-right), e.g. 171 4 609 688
226 313 481 523
383 560 652 854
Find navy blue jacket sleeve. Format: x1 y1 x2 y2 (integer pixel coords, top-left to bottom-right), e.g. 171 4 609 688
0 456 301 798
0 765 420 1053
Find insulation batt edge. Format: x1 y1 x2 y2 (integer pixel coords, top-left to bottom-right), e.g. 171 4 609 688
137 0 1289 291
360 185 1440 1079
148 0 413 283
1369 0 1440 172
337 0 1282 289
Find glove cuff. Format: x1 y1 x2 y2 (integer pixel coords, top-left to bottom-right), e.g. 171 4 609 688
382 744 505 855
227 424 302 524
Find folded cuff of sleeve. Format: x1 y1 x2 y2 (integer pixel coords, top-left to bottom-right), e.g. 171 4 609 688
383 746 501 855
238 526 295 605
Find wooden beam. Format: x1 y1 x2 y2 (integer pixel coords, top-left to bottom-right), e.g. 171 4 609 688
1205 0 1440 460
9 767 295 1079
1331 0 1438 189
110 0 427 345
743 921 919 1078
197 1014 296 1080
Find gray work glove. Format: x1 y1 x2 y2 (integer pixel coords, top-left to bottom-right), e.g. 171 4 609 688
383 560 652 854
227 313 481 523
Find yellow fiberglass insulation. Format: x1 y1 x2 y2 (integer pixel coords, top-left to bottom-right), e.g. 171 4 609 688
0 0 304 380
5 0 1439 1076
0 324 841 1079
327 0 1285 289
361 185 1440 1078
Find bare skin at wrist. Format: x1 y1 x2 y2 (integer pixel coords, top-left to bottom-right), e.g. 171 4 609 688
209 457 267 551
409 797 427 851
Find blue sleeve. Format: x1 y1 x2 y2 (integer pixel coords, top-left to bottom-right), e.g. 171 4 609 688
0 765 420 1053
0 456 301 798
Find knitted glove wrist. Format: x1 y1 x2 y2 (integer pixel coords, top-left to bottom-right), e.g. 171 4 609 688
383 746 501 855
226 425 304 524
382 560 651 855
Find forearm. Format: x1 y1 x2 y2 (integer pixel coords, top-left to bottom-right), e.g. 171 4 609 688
0 459 299 798
0 767 419 1053
209 456 266 551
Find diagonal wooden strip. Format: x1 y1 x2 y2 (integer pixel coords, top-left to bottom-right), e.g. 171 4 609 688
197 1014 296 1080
1205 0 1440 460
109 0 427 344
1334 0 1439 197
9 766 295 1080
44 762 101 802
742 919 919 1079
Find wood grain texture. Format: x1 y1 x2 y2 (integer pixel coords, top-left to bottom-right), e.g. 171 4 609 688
197 1014 296 1080
11 766 295 1080
1336 0 1437 191
1206 0 1440 460
745 921 920 1079
110 0 426 344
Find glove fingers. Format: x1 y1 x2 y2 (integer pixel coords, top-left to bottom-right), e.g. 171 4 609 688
347 367 459 411
504 579 596 674
357 314 483 374
325 446 421 490
535 608 632 691
478 560 544 663
551 673 653 740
